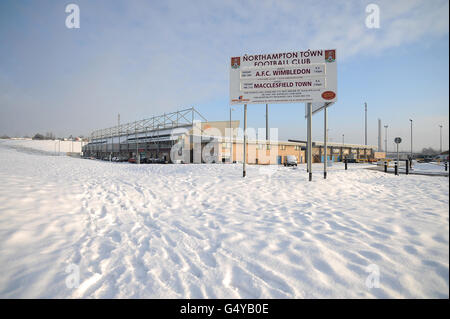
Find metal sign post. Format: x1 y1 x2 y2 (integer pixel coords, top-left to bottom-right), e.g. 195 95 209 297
306 102 333 179
307 103 312 181
266 104 269 140
395 137 402 175
396 144 399 165
324 106 328 179
243 104 247 177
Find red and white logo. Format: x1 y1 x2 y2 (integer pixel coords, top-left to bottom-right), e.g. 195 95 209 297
324 50 336 63
231 57 240 69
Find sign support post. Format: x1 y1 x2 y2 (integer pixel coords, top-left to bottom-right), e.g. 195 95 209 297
243 104 247 178
324 106 328 179
396 143 399 170
394 137 402 176
266 104 269 140
307 102 312 181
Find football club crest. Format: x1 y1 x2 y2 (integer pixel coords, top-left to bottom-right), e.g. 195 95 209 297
325 50 336 63
231 57 240 69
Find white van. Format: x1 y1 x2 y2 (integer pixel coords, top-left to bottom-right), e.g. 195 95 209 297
284 155 298 167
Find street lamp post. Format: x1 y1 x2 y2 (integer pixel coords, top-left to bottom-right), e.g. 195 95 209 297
135 121 139 164
439 124 443 153
342 134 344 145
384 125 388 153
364 102 367 145
409 119 413 160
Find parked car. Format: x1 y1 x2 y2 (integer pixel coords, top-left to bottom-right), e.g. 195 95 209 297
153 158 165 164
128 157 136 163
417 155 434 163
345 154 357 163
434 154 449 162
284 155 297 167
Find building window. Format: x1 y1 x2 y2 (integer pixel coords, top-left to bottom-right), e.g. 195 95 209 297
295 145 300 150
280 145 286 150
257 144 263 150
266 145 271 150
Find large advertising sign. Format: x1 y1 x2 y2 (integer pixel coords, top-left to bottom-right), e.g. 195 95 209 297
230 49 337 105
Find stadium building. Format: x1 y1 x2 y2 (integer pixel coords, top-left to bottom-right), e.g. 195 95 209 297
82 108 377 164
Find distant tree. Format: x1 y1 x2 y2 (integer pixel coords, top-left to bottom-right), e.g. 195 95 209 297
0 135 10 139
33 133 45 140
421 147 439 156
44 132 55 140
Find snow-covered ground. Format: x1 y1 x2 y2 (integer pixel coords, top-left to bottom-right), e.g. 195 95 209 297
0 141 448 298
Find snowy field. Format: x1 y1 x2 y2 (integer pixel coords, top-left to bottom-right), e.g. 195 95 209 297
0 141 448 298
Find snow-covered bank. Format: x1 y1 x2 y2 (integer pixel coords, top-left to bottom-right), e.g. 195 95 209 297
0 138 85 155
372 161 449 177
0 145 448 298
411 162 449 175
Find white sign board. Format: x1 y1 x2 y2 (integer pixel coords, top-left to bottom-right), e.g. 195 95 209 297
230 49 337 105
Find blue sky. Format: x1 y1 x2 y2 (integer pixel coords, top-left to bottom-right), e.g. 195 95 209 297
0 0 448 151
